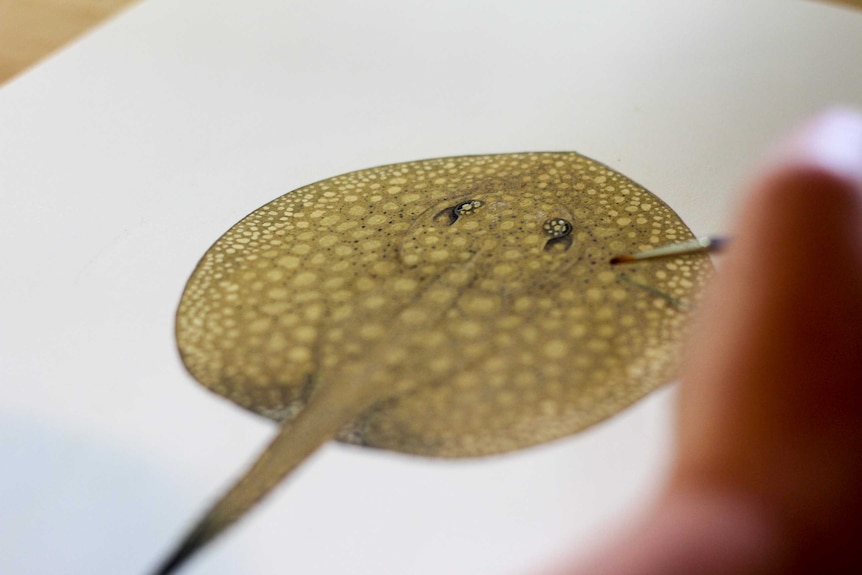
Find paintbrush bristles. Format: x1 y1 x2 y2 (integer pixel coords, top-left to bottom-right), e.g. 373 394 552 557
610 236 727 265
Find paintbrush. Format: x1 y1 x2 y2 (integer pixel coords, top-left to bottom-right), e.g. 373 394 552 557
610 236 728 265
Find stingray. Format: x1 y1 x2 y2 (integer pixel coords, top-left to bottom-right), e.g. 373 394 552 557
155 152 713 574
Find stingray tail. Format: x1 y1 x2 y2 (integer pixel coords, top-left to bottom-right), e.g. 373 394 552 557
151 383 368 575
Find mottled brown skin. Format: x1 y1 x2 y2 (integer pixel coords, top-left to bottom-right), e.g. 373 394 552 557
155 153 712 574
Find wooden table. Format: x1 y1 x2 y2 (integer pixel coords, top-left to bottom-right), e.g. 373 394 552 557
0 0 138 85
1 0 860 87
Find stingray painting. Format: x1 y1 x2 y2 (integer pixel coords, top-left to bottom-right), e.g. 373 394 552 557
154 152 713 573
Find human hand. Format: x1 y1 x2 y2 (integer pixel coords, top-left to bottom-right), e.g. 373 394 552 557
550 110 862 575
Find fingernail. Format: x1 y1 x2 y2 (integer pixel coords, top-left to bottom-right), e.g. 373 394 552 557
771 108 862 187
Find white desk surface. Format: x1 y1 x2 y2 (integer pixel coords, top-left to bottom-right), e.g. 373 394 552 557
2 2 861 574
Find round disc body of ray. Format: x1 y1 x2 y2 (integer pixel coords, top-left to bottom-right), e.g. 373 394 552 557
176 152 712 457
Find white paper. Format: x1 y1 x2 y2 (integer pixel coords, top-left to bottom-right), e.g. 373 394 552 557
2 1 861 574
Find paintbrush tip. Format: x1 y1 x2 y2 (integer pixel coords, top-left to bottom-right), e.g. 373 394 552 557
609 254 635 265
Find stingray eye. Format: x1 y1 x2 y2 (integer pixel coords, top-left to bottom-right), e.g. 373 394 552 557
543 218 573 252
434 199 484 225
543 218 572 238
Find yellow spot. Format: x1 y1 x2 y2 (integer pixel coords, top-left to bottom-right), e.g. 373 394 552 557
323 276 346 290
330 289 352 302
610 288 628 301
331 306 352 321
393 278 418 292
585 287 603 302
383 348 408 366
540 400 559 416
363 295 388 309
372 260 397 275
587 339 610 352
292 271 317 287
294 325 317 343
287 347 311 362
429 356 453 373
493 264 515 277
455 321 482 338
318 235 338 247
261 302 291 316
336 220 359 232
359 324 386 340
267 287 289 300
543 340 568 359
453 372 480 388
451 236 468 248
266 333 289 351
598 325 615 338
427 287 457 304
595 306 614 320
247 317 271 334
303 304 324 321
497 392 516 406
355 277 375 291
464 296 498 314
597 271 616 283
429 249 450 262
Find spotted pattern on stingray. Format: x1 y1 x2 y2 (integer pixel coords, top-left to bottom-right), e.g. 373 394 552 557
176 152 712 457
156 152 715 575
